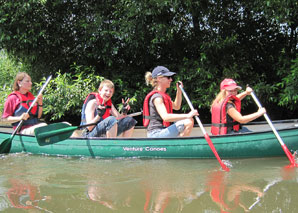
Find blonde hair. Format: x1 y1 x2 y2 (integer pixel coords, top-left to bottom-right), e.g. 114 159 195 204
13 72 30 91
98 79 114 90
210 90 227 112
145 72 158 88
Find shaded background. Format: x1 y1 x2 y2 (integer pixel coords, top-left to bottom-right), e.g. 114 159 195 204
0 0 297 125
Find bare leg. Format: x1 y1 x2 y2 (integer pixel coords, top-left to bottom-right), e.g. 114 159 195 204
121 127 135 138
106 124 117 138
179 118 194 137
22 122 47 135
153 191 170 213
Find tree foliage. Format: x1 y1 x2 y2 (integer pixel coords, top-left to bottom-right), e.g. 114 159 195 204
0 0 297 123
0 50 25 116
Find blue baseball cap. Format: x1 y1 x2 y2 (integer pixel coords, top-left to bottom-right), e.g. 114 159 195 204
152 66 176 78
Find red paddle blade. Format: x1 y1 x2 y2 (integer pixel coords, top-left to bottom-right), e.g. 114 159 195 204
204 133 230 172
281 144 298 167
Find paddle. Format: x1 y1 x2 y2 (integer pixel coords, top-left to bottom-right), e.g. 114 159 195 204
35 111 143 146
0 75 52 154
250 90 297 167
178 84 230 171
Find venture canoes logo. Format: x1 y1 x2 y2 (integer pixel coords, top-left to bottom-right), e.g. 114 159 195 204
122 147 167 152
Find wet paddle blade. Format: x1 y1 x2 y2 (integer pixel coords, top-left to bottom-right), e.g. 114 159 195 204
0 137 13 154
34 123 78 146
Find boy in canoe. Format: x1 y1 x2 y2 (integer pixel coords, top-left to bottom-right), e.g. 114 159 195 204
80 79 137 138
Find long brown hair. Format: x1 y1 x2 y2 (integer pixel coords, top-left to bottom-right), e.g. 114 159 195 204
13 72 30 91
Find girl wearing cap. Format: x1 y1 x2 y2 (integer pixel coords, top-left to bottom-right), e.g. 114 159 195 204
143 66 199 138
210 78 266 135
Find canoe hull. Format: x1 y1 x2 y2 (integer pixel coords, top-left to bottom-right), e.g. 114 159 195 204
1 125 298 159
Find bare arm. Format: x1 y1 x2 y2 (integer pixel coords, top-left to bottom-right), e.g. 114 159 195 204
85 99 101 131
227 107 266 124
237 87 252 100
1 114 29 124
37 94 43 118
172 81 183 110
154 97 198 122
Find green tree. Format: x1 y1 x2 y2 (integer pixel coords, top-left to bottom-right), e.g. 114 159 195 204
0 50 25 115
0 0 297 123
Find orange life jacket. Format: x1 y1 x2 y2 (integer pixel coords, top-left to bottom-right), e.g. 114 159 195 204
143 90 173 127
211 95 241 135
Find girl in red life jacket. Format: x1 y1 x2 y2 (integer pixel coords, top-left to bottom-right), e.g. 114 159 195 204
210 78 266 135
1 72 47 135
143 66 199 138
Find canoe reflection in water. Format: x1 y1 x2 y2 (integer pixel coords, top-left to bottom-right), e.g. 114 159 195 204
6 178 52 212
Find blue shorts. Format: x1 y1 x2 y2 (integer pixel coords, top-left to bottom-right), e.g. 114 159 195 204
147 122 185 138
84 116 137 137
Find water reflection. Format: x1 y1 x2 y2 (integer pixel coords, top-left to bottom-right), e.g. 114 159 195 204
87 180 133 210
141 160 204 213
205 170 263 212
0 154 298 212
6 178 52 212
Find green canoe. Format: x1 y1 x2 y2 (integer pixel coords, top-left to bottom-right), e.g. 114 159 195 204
0 120 298 159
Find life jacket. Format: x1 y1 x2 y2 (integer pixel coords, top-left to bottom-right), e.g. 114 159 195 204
8 91 39 127
80 92 112 125
211 95 241 135
206 171 240 212
143 90 173 127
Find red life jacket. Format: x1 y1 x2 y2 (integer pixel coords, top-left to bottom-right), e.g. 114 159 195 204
8 91 39 127
206 171 240 212
9 91 38 115
211 95 241 135
143 90 173 127
80 92 112 125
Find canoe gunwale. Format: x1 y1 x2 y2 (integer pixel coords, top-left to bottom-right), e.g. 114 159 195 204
0 119 298 141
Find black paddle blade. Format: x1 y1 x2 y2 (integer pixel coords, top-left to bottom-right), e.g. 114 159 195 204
0 137 12 154
34 122 78 146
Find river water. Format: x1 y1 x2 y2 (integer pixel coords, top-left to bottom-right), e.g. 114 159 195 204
0 153 298 213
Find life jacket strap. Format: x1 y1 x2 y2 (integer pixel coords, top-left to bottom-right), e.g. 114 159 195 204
143 115 163 121
212 121 239 127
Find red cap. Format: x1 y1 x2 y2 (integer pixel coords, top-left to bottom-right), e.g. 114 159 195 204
220 78 242 90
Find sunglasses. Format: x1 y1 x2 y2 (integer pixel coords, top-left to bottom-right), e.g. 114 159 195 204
160 76 172 80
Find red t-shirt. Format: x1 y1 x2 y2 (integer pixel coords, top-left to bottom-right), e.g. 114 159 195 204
2 94 32 131
2 95 20 118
